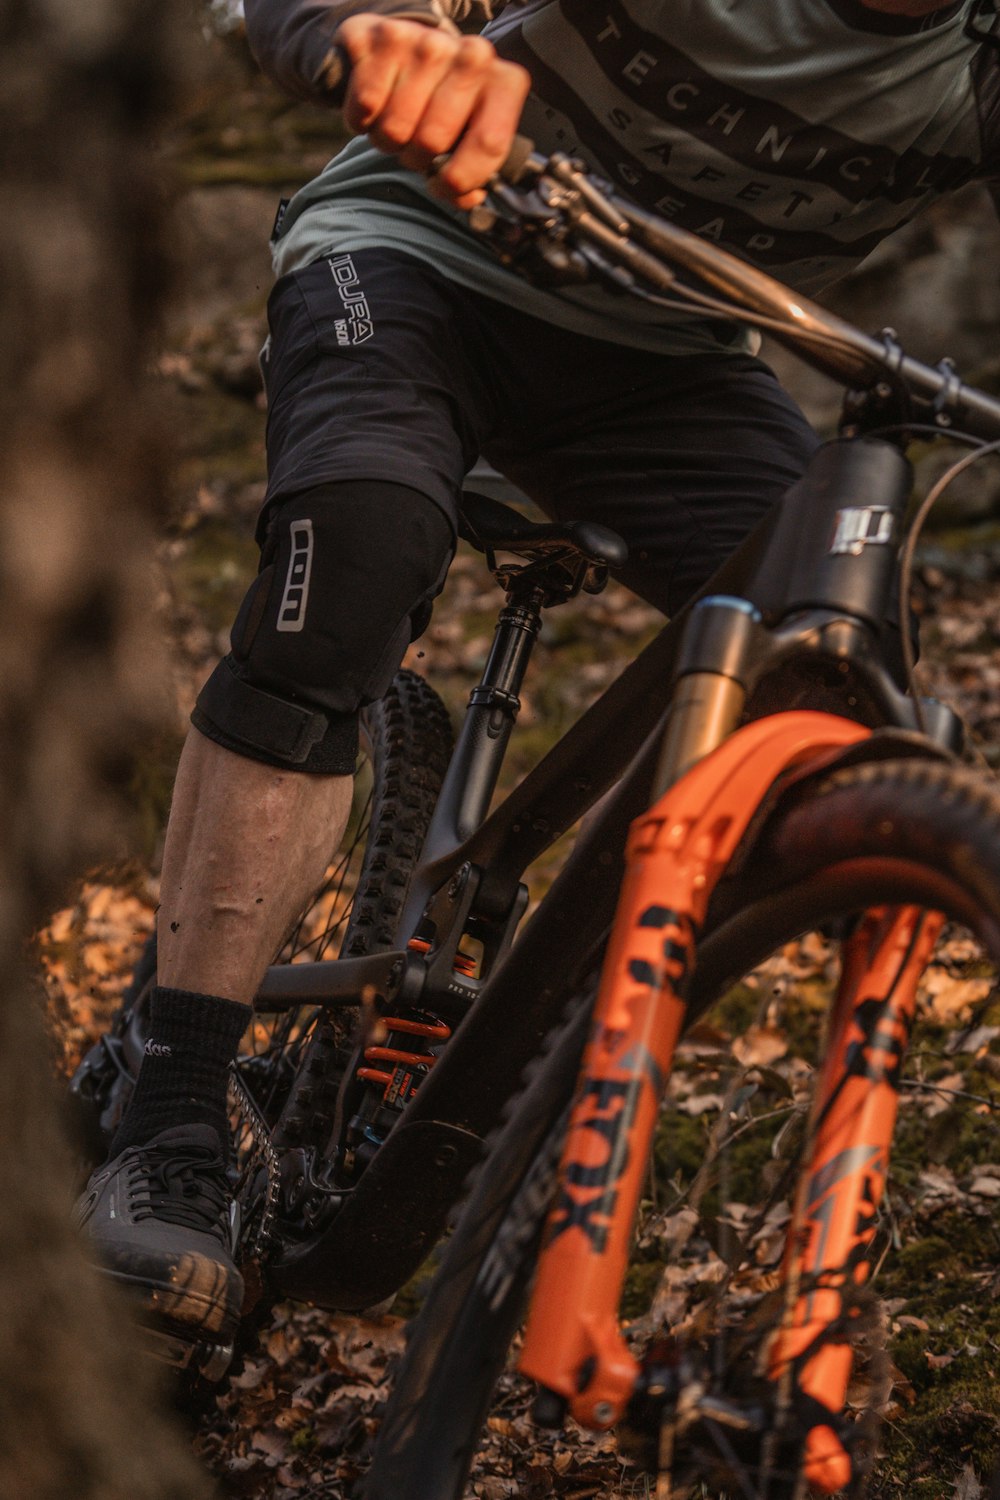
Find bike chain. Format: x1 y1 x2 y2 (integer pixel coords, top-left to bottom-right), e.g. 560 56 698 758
228 1065 282 1257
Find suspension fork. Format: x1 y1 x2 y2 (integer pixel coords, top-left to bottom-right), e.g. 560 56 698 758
768 904 943 1494
518 710 870 1428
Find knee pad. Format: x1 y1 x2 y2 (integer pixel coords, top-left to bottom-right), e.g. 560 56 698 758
192 481 453 773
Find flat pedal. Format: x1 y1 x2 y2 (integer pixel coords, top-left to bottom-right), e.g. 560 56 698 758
144 1323 235 1385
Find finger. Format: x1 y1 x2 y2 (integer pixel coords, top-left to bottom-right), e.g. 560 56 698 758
340 19 413 135
428 60 530 201
364 28 462 152
396 35 499 170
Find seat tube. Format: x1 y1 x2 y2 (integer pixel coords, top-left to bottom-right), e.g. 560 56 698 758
419 584 544 861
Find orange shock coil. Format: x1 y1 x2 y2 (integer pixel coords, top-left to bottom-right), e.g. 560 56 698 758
354 936 472 1091
356 1014 452 1088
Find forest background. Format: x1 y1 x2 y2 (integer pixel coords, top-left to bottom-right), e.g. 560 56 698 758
8 5 1000 1497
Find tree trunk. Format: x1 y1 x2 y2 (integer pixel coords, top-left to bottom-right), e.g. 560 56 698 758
0 0 212 1494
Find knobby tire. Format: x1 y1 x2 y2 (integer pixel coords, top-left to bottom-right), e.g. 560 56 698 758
68 668 453 1399
248 668 453 1153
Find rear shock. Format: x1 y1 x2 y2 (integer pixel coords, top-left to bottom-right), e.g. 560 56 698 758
355 1014 453 1091
343 941 477 1177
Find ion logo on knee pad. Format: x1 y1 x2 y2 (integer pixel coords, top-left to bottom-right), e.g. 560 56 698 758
277 519 314 633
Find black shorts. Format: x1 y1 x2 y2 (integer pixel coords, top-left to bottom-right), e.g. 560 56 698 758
260 247 819 618
193 248 821 774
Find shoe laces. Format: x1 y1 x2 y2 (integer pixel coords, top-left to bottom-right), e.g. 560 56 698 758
130 1142 230 1241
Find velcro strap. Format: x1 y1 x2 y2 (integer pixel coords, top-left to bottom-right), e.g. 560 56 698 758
193 656 329 765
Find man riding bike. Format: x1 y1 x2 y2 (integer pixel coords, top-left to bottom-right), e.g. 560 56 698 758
77 0 1000 1351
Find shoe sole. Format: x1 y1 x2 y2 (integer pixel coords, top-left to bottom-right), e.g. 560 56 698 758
99 1249 243 1343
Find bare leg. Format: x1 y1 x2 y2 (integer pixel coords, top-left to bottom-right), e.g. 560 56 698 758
157 726 353 1005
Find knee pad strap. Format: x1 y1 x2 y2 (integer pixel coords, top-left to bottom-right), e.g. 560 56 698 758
192 655 356 772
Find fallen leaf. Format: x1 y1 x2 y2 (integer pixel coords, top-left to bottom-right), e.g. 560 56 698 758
678 1092 724 1116
924 1348 958 1369
953 1462 984 1499
947 1025 1000 1055
731 1023 788 1068
920 973 991 1024
250 1429 288 1464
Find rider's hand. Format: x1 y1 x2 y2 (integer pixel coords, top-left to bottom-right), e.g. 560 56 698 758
336 15 530 208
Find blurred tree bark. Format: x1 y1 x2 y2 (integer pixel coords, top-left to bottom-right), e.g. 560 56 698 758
0 0 211 1494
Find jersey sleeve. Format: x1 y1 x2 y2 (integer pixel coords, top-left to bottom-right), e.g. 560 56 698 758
971 42 1000 215
244 0 501 104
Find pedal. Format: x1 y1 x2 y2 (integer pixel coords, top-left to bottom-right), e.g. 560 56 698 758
144 1323 235 1384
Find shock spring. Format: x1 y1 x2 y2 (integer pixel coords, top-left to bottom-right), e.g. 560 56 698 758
356 1014 452 1089
344 939 479 1176
354 935 477 1101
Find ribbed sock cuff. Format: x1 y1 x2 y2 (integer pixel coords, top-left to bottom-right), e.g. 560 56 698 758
109 986 252 1159
148 986 252 1053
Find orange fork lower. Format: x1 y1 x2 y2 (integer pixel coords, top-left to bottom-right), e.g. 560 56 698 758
769 903 943 1494
518 710 869 1429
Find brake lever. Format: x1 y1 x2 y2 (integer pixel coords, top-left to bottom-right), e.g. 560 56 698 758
539 155 630 236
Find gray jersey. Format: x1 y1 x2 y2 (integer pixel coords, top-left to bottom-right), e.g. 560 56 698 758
247 0 1000 354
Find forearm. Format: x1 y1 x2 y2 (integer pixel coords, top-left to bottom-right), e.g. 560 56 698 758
244 0 474 103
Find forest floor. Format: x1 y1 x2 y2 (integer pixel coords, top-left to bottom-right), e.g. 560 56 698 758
37 29 1000 1500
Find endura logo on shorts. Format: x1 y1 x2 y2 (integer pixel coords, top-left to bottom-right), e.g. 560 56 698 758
327 254 374 345
144 1039 173 1058
277 519 314 633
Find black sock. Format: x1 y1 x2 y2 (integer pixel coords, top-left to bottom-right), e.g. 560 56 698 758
110 986 251 1160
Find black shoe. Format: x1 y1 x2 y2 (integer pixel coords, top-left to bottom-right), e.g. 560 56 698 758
75 1123 243 1343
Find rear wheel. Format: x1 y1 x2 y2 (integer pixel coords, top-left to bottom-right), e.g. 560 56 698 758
70 670 452 1156
67 670 452 1389
232 668 453 1162
364 756 1000 1500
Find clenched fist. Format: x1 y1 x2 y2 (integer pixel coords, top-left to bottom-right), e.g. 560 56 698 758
336 15 531 206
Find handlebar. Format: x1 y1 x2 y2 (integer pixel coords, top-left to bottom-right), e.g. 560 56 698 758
482 148 1000 444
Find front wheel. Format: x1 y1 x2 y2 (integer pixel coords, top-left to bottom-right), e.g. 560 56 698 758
365 755 1000 1500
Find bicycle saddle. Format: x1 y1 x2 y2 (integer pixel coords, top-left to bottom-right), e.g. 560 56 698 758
458 491 628 569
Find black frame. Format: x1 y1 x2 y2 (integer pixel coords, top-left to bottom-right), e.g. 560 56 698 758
259 435 964 1310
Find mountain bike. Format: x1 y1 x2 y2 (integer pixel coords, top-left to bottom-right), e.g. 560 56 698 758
70 139 1000 1495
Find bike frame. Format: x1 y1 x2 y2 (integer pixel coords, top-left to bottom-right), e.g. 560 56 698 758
257 435 960 1326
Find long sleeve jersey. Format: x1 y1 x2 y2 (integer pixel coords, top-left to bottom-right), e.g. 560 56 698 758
245 0 1000 355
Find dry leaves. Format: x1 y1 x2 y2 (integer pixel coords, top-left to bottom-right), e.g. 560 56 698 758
37 877 156 1074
